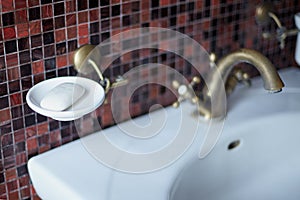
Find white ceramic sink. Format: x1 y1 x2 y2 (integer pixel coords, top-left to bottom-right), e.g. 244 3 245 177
28 68 300 200
170 68 300 200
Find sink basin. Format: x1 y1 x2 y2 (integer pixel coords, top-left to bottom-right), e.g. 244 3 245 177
27 68 300 200
170 69 300 200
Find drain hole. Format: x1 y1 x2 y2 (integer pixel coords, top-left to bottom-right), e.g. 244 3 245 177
228 140 241 150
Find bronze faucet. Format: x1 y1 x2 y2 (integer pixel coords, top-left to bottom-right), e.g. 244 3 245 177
173 49 285 119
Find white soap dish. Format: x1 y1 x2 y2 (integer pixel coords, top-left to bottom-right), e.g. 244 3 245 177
26 76 105 121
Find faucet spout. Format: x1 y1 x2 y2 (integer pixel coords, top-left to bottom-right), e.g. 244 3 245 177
204 48 284 118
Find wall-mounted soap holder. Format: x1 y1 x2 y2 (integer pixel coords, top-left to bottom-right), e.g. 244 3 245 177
73 44 128 93
255 2 300 49
26 44 127 121
26 76 105 121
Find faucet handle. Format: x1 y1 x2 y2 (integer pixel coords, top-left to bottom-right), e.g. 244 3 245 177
226 69 251 95
172 76 200 108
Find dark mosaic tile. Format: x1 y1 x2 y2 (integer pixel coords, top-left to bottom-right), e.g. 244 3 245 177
90 35 100 45
90 22 99 34
78 1 87 11
43 32 54 45
29 7 41 21
54 2 65 16
151 0 159 8
17 165 28 177
23 103 34 115
0 70 7 83
19 51 31 64
41 0 52 4
37 113 47 123
67 40 77 52
58 67 68 76
32 48 43 61
9 80 20 94
42 19 54 32
21 77 32 90
101 7 110 19
18 38 30 51
20 64 32 77
2 12 15 27
25 114 36 127
11 106 23 119
0 123 12 135
46 70 57 79
56 42 66 55
5 40 17 54
15 141 25 153
44 58 56 70
12 118 24 131
0 43 4 55
0 83 8 96
55 16 66 29
3 145 14 158
89 0 99 8
0 96 9 109
112 5 120 16
100 0 109 7
31 35 43 48
122 15 130 26
44 45 55 58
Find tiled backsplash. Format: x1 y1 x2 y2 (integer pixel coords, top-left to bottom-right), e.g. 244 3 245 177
0 0 299 199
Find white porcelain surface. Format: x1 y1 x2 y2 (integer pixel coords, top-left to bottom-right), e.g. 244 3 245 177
26 76 105 121
28 68 300 200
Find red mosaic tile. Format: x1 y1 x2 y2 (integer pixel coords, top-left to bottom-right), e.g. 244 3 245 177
16 152 26 166
28 0 39 7
26 126 37 138
66 14 76 26
67 26 77 39
79 37 89 46
29 21 42 35
7 67 20 81
66 0 76 13
2 0 14 12
0 109 11 124
14 129 25 143
17 23 29 38
20 187 30 199
56 55 68 68
15 0 27 10
90 9 99 21
26 137 38 153
3 27 16 40
32 60 44 75
111 0 120 4
78 11 88 24
42 5 53 18
8 190 19 200
78 24 89 37
55 29 66 42
37 123 48 135
15 10 28 24
7 180 18 192
10 93 22 106
5 168 17 181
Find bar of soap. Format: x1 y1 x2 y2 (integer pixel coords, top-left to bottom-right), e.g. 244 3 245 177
40 83 86 111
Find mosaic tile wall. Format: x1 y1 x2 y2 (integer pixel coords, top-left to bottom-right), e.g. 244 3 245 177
0 0 299 199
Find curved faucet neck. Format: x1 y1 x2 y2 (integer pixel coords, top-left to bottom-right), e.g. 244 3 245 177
204 48 284 118
216 48 284 92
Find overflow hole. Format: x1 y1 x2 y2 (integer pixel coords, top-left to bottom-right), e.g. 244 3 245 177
227 140 241 150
